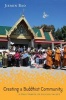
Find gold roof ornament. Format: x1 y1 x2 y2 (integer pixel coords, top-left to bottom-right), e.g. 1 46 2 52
5 29 8 35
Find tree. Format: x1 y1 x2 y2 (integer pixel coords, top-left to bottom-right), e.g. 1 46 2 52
61 26 66 40
54 28 63 40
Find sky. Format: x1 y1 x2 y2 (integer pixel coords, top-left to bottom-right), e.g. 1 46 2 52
0 0 66 30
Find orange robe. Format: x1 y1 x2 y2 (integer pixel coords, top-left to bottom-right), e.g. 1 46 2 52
63 47 66 66
46 50 53 68
55 49 61 67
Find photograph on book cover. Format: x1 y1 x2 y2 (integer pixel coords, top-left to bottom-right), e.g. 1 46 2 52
0 0 66 99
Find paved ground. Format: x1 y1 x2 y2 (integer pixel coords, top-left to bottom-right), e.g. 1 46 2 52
0 66 66 73
0 66 66 85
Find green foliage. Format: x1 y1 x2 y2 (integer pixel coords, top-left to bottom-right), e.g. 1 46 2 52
54 26 66 41
54 28 63 40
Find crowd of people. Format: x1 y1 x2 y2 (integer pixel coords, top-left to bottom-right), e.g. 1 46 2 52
0 45 66 69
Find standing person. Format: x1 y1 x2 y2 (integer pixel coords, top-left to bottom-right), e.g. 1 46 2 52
12 45 16 51
7 53 12 67
46 47 53 69
55 47 61 69
30 53 35 67
20 47 23 53
22 51 29 66
63 45 66 67
42 50 47 68
20 52 23 66
0 52 2 67
2 51 8 68
14 50 20 67
23 46 26 52
11 54 15 66
27 46 31 52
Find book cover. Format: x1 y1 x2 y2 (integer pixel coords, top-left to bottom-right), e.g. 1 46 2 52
0 0 66 100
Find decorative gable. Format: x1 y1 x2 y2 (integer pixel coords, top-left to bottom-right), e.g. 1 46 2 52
7 15 35 39
11 20 31 36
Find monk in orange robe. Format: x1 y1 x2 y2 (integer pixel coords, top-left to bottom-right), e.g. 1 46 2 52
46 47 53 69
55 47 61 68
63 45 66 67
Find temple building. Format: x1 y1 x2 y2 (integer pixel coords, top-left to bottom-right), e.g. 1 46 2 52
0 15 65 49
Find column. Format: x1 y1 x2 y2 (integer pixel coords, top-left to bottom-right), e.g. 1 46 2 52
52 42 54 50
8 41 10 49
60 43 62 49
31 39 34 48
7 37 11 49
